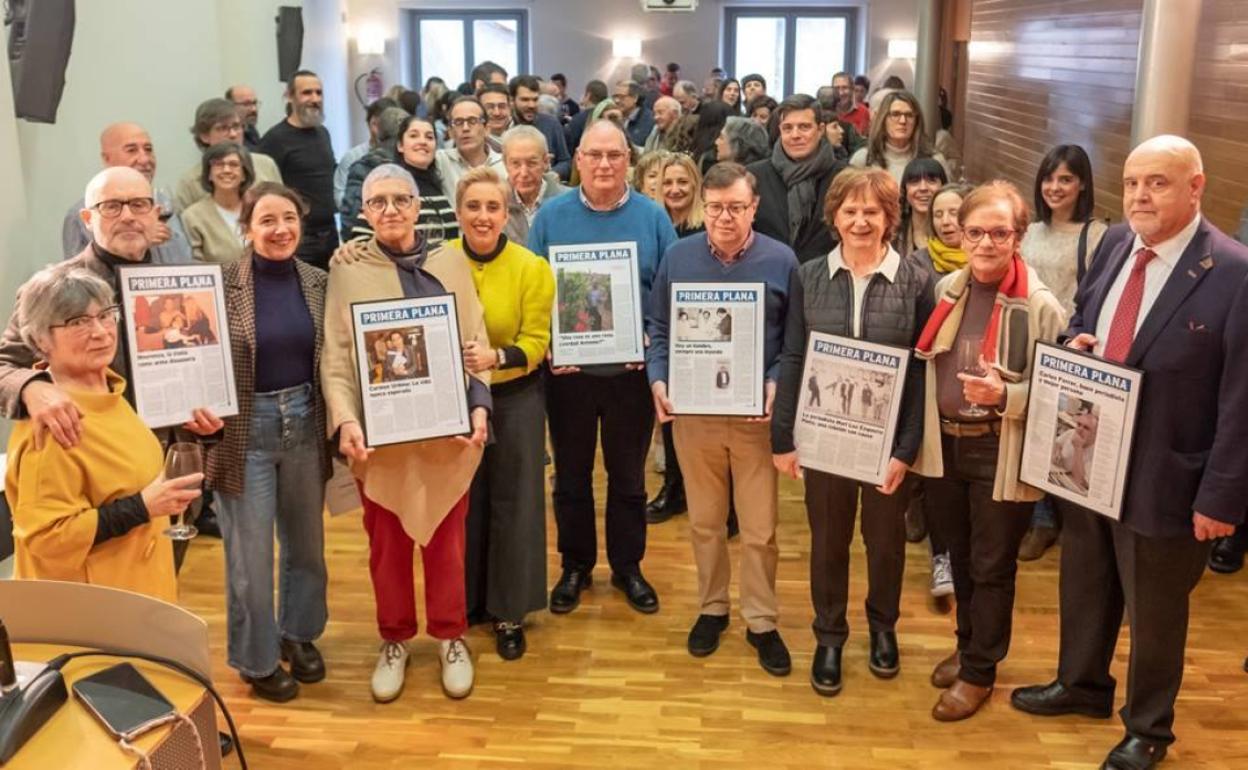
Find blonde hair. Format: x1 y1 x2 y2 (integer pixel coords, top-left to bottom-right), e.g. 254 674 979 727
454 165 512 209
659 153 704 230
633 150 671 202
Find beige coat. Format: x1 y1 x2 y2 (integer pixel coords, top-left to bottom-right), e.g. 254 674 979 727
910 264 1067 502
320 237 490 545
181 197 246 263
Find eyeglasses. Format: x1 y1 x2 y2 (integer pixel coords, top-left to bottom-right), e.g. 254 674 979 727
887 111 916 122
450 117 483 128
91 197 155 218
704 202 753 219
50 305 121 334
213 121 243 133
364 194 416 213
962 227 1016 245
582 150 629 165
210 159 243 171
482 102 510 113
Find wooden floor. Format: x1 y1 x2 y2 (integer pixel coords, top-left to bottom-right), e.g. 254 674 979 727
175 457 1248 769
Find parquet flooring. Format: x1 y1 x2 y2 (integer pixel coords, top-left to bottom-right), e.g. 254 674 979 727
175 455 1248 768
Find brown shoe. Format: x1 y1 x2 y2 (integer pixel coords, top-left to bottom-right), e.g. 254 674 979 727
930 651 960 688
1018 526 1058 561
932 679 993 722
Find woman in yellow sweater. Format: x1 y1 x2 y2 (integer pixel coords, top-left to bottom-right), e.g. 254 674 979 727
454 166 555 660
5 268 203 602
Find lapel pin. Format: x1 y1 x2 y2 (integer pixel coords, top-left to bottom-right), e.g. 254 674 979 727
1200 257 1214 270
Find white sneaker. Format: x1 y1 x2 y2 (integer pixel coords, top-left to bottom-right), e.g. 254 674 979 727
439 638 474 699
370 641 409 703
930 552 955 598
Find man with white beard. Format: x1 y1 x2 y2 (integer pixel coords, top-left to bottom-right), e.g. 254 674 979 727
259 69 339 270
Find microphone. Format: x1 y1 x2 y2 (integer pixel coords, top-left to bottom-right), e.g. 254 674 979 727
0 618 68 764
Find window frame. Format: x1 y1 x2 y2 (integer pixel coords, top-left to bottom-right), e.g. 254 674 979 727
723 6 859 98
404 9 530 88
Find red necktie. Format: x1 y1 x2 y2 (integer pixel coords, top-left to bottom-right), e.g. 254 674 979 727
1102 247 1157 363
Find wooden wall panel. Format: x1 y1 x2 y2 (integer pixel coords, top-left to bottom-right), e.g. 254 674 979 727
1188 0 1248 235
963 0 1142 222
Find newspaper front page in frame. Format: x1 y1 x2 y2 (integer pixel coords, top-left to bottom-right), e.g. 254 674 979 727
350 294 471 448
793 332 911 486
117 264 238 428
549 241 645 367
668 281 765 416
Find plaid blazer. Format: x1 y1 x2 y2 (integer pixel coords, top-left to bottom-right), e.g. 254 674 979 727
205 254 332 495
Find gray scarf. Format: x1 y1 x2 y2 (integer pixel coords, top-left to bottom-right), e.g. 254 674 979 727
770 138 839 244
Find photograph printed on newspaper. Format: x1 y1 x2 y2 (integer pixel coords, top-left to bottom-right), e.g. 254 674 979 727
117 264 238 428
350 294 470 447
1019 341 1142 520
793 332 911 485
548 241 644 367
668 281 765 416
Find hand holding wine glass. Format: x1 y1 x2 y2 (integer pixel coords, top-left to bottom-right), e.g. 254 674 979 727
955 338 991 418
160 442 203 540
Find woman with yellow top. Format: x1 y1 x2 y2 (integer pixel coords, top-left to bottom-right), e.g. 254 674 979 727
453 166 555 660
6 268 203 602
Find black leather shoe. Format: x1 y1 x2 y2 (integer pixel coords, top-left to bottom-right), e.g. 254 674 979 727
687 614 729 657
549 569 593 614
645 481 688 524
1209 536 1245 574
280 639 326 683
746 630 791 676
727 507 740 539
868 630 899 678
243 667 299 702
810 645 843 696
1010 681 1113 718
610 572 659 614
494 621 526 661
1101 735 1167 770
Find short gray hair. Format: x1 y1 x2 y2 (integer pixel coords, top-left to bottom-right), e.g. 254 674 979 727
722 117 770 165
536 94 560 117
675 80 698 99
362 163 418 200
501 124 548 156
19 268 115 354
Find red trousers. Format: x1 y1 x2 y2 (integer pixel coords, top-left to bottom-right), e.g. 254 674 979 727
360 488 469 642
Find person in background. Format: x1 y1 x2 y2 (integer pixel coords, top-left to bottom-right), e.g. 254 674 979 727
421 77 447 120
227 84 263 149
673 80 702 116
334 97 400 210
182 142 254 264
692 101 734 175
528 120 677 618
718 78 743 115
259 69 339 270
510 75 572 181
470 60 509 93
453 166 555 661
832 72 870 137
644 96 683 154
772 167 934 697
717 117 770 167
746 95 777 128
894 158 949 259
659 154 705 239
634 150 671 202
741 74 767 105
748 94 846 263
208 182 330 703
910 180 1065 722
661 62 681 96
175 100 283 214
478 83 514 152
6 268 201 601
850 91 948 183
501 125 567 246
550 73 580 123
1017 144 1107 563
322 164 490 704
613 80 655 149
566 80 608 155
62 122 192 265
436 97 506 202
649 161 798 676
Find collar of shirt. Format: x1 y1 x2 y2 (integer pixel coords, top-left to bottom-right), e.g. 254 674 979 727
707 230 756 264
446 146 500 168
827 244 901 282
578 184 631 212
1129 211 1202 269
513 179 547 217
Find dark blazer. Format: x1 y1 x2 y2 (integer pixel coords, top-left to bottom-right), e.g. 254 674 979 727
1066 219 1248 537
206 255 332 495
747 157 846 264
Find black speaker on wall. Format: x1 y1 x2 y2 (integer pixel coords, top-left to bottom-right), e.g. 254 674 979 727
276 6 303 83
5 0 76 123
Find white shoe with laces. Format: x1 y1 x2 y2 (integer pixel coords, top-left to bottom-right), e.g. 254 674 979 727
370 640 409 703
439 637 474 699
930 552 955 598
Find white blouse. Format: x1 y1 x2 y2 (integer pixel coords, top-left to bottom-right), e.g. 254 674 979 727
1020 220 1108 317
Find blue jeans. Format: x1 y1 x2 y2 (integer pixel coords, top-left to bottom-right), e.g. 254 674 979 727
216 383 328 678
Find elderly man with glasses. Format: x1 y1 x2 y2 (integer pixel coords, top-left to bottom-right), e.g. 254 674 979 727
435 96 506 205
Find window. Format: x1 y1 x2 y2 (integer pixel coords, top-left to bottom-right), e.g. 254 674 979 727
724 7 857 99
405 10 528 87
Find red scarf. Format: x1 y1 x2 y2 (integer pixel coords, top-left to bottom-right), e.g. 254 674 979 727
915 252 1029 364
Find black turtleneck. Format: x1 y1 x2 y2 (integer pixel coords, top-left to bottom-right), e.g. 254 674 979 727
253 253 315 391
462 234 508 264
90 241 151 287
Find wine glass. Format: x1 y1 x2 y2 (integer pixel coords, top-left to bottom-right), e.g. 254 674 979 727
162 442 203 540
956 337 991 418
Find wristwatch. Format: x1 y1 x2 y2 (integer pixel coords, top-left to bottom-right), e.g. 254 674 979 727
493 348 506 370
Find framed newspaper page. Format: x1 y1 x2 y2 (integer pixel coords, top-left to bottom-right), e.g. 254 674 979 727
548 241 645 367
668 282 766 417
1019 341 1142 520
350 294 472 448
117 264 239 429
793 332 911 486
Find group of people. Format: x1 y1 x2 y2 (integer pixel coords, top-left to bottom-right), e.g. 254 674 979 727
5 53 1247 770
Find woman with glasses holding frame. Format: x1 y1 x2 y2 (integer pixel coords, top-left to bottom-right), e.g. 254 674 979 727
849 91 949 184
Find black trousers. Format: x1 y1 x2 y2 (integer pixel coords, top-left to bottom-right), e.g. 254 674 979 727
660 421 683 487
924 433 1032 686
546 369 654 576
805 470 907 647
1056 505 1210 746
296 225 339 271
466 374 548 624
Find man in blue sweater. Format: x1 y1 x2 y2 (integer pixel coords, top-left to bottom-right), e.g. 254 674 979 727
646 162 799 675
528 120 678 616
